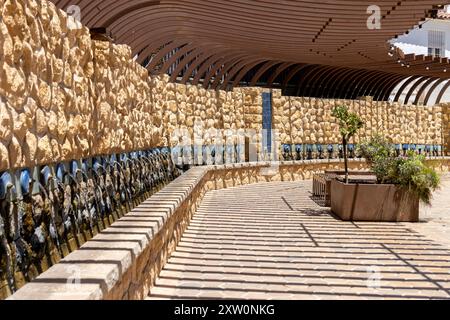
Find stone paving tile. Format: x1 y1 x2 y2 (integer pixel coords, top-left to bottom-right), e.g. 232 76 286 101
149 180 450 300
413 174 450 247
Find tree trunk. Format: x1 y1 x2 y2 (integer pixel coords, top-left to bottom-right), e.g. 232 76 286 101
343 137 349 184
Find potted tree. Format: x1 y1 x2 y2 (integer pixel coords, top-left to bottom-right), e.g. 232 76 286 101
330 133 441 222
331 105 364 183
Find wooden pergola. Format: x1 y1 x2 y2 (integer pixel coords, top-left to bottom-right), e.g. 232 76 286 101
52 0 450 102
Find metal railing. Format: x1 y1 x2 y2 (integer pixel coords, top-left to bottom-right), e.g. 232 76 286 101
282 143 446 161
0 147 181 298
312 174 332 207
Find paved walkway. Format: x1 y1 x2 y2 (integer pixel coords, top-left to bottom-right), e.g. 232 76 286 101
149 178 450 300
414 174 450 247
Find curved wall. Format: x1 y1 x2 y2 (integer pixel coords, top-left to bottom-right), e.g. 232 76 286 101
1 0 450 173
2 0 450 301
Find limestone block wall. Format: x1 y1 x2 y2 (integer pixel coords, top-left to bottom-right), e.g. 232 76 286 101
155 74 248 152
0 0 255 173
0 0 233 173
91 41 154 155
2 0 450 301
272 90 289 144
0 0 95 169
0 0 449 175
278 96 340 145
273 96 445 147
242 87 263 156
443 104 450 153
0 0 159 172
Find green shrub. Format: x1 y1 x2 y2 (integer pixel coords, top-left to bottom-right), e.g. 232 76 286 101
357 135 395 184
372 155 397 184
386 152 440 205
358 136 440 204
357 134 394 165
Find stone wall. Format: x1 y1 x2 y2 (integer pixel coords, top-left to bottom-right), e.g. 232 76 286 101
156 75 248 150
273 94 445 146
443 103 450 153
2 0 450 301
0 1 182 299
91 41 155 156
0 0 157 171
9 157 450 300
0 0 252 171
1 0 449 173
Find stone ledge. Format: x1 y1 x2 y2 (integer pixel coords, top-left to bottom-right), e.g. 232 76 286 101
9 166 209 300
9 158 450 300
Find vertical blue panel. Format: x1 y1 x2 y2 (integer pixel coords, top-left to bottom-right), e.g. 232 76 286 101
262 92 273 153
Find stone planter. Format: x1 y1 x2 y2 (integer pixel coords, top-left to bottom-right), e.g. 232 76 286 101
330 179 419 222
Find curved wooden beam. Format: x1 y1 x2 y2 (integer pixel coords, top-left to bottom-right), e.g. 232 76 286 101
249 61 283 87
295 65 324 97
50 0 450 90
281 64 310 93
404 77 431 105
435 80 450 104
220 58 267 90
413 77 439 105
423 78 448 105
393 75 424 103
266 62 295 88
375 74 407 101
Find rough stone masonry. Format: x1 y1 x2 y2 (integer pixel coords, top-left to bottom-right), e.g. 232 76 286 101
1 0 450 173
1 0 450 300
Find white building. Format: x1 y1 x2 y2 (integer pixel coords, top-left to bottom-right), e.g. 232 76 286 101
389 5 450 105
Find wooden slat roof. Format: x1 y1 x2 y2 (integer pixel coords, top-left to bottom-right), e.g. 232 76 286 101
51 0 450 100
